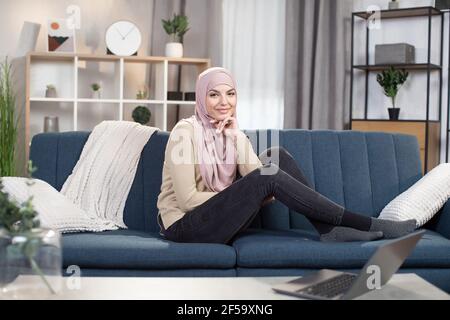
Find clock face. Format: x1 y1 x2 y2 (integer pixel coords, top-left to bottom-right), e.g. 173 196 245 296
105 21 142 56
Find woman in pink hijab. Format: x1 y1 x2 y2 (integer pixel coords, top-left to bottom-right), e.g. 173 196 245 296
157 67 416 244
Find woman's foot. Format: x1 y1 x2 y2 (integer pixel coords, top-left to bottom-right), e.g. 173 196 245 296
320 226 384 242
369 218 417 239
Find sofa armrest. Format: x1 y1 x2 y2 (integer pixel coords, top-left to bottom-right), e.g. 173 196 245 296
434 200 450 239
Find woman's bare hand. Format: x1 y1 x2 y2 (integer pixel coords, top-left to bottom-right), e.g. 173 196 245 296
210 116 239 137
262 196 275 206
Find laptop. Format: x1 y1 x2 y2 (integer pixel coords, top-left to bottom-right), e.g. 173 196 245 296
272 229 426 300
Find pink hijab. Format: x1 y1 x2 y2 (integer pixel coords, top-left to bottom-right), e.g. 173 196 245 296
184 67 238 192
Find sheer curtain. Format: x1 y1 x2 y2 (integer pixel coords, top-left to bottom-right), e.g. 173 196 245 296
222 0 286 130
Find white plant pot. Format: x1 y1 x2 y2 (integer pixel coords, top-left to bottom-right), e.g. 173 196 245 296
165 42 183 58
45 88 57 98
388 1 399 9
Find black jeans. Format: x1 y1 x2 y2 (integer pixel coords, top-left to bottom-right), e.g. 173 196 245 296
159 147 346 244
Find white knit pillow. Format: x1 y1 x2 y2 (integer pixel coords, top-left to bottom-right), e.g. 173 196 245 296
1 177 118 233
379 163 450 227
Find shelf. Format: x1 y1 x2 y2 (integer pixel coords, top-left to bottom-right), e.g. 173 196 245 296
167 101 196 105
77 99 120 103
77 54 122 62
351 119 440 123
25 52 211 159
353 63 441 71
123 99 165 104
126 100 196 105
28 52 75 61
128 56 209 65
353 6 441 20
29 52 210 66
30 98 75 102
30 98 196 105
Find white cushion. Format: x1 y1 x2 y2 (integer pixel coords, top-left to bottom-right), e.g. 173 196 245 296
379 163 450 227
1 177 118 233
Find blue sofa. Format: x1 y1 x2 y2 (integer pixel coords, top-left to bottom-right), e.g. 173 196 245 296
30 129 450 292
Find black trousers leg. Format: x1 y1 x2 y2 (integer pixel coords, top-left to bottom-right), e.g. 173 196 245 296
259 146 344 235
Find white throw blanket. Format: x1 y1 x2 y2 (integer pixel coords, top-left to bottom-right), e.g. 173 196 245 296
60 121 159 229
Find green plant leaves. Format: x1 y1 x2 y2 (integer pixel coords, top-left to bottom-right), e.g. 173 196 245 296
162 19 175 36
161 14 190 42
0 184 40 234
0 162 39 234
0 181 23 232
0 57 18 177
376 66 409 104
0 162 56 295
132 106 151 125
91 83 101 91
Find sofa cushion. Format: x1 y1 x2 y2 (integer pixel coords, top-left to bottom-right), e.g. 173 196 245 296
232 228 450 269
379 163 450 227
1 177 114 233
62 229 236 269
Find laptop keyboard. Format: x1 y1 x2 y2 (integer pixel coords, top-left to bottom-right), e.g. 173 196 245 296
296 273 358 299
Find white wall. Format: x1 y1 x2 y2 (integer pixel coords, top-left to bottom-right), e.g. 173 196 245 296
0 0 153 57
0 0 154 120
0 0 154 174
353 0 449 163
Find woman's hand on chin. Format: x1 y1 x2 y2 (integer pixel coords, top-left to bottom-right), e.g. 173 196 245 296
262 196 275 206
210 116 239 137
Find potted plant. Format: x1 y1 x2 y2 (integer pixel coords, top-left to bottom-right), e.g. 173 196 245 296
132 106 151 125
162 14 189 58
376 66 409 120
0 58 18 177
136 86 149 100
0 162 62 299
91 83 101 99
45 85 57 98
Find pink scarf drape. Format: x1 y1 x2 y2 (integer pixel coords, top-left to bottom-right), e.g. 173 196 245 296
184 67 238 192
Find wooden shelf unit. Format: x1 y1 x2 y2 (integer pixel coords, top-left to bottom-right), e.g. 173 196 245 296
25 52 210 160
349 6 444 173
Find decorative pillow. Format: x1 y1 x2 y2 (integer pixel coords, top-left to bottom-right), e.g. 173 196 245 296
1 177 118 233
379 163 450 227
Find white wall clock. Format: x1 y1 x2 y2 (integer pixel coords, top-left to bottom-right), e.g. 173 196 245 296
105 20 142 56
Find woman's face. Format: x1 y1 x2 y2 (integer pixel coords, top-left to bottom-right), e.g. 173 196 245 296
205 84 237 121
